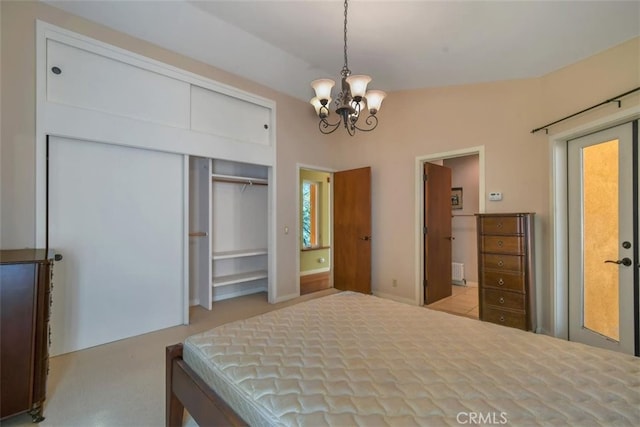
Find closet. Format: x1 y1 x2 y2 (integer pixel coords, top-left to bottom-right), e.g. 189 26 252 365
190 158 270 308
37 21 276 354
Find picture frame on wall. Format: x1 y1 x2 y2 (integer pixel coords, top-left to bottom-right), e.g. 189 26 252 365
451 187 463 210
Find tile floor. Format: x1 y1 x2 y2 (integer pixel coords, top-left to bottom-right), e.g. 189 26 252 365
426 284 479 319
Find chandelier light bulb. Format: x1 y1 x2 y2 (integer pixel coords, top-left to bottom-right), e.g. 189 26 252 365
311 79 335 103
365 90 386 115
345 75 372 101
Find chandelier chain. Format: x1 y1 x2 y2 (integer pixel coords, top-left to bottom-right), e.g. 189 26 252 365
342 0 349 76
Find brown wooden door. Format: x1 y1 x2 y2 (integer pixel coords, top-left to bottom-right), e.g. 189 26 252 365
334 167 372 294
424 163 452 304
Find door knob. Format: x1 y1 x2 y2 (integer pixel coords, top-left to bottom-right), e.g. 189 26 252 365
604 258 632 267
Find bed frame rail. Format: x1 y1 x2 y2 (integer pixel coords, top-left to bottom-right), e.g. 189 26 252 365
166 344 247 427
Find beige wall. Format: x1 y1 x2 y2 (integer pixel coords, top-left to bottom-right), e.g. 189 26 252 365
2 1 639 330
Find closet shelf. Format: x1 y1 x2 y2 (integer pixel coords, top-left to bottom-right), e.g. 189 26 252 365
212 270 268 287
212 249 268 260
211 173 268 186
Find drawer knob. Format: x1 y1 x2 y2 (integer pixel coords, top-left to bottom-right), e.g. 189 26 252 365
497 260 504 267
499 297 505 304
497 222 503 229
497 240 504 247
499 316 505 322
51 66 62 75
498 278 505 286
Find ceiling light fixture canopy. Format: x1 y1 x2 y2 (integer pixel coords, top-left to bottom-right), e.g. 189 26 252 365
310 0 386 136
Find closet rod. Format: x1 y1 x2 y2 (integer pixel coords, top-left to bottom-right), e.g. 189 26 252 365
189 232 208 237
530 87 640 134
212 176 268 186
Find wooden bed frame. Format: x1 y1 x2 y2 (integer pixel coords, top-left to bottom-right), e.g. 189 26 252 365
165 344 246 427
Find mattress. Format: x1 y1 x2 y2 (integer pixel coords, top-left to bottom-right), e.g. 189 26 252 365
183 291 639 426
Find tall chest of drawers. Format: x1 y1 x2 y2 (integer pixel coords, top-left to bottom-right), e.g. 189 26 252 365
0 250 57 422
476 213 535 331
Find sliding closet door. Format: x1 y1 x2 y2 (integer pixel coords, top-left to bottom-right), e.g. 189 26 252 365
48 136 185 356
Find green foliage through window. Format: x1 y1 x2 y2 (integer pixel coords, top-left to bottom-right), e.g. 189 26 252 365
302 181 317 248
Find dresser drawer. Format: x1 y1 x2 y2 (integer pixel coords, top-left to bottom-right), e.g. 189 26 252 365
478 216 522 235
481 254 524 272
480 236 524 255
482 271 525 292
483 289 525 310
483 306 527 330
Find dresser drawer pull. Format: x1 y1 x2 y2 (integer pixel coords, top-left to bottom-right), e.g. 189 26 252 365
498 278 505 286
498 260 504 267
497 240 504 247
497 222 503 229
499 297 505 304
499 315 505 322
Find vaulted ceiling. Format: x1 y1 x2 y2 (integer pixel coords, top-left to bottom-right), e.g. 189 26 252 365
44 1 640 101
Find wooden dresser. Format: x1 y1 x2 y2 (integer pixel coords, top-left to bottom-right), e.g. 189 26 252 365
476 213 535 331
0 249 58 422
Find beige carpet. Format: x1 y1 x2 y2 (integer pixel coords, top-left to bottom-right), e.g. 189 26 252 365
2 289 338 427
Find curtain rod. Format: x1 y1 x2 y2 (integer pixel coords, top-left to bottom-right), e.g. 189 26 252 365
531 87 640 134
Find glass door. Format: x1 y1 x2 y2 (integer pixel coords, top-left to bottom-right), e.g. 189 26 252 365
568 122 635 354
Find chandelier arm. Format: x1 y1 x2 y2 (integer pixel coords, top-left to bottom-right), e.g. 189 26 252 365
352 114 379 132
318 118 342 135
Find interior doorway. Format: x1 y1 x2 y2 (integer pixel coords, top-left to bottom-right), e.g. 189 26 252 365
415 147 485 318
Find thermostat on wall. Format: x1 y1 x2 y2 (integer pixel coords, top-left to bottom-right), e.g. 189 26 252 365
488 192 503 201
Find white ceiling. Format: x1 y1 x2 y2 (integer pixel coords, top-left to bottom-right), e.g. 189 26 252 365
44 1 640 102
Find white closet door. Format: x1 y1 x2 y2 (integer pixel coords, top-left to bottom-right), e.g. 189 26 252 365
48 136 185 356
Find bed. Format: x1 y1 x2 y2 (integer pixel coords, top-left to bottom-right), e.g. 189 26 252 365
166 291 639 426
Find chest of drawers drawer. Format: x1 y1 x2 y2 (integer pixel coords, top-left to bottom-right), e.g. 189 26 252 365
483 288 525 311
480 236 524 255
480 254 524 272
478 216 522 235
482 271 525 292
483 306 527 330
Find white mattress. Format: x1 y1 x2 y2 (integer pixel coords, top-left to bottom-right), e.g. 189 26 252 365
183 292 639 426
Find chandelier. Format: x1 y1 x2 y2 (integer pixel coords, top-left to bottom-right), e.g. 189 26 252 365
309 0 386 136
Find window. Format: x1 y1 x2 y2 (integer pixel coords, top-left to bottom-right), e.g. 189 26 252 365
302 181 319 248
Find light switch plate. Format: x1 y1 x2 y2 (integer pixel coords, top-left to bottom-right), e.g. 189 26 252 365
489 192 503 201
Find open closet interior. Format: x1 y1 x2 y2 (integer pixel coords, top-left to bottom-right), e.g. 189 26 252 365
190 158 270 309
